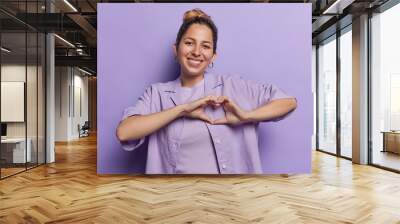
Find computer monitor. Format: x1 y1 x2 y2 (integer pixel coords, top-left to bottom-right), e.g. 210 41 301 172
1 123 7 137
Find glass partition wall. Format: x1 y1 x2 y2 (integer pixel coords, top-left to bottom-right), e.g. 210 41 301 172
370 2 400 172
316 26 353 159
316 0 400 172
0 1 46 179
339 26 352 159
317 35 337 155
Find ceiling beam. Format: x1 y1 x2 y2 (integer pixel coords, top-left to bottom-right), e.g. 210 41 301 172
67 13 97 46
55 55 96 69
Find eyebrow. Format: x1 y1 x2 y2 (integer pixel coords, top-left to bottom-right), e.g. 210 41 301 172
183 37 212 44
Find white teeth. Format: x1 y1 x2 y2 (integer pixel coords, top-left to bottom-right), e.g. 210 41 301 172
188 58 202 66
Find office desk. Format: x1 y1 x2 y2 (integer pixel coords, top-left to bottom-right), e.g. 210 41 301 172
1 138 32 163
381 131 400 154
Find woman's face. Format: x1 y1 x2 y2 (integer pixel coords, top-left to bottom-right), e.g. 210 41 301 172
174 24 216 78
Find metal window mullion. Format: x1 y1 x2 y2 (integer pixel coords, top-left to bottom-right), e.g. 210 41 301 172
25 0 28 171
316 45 320 150
36 0 39 167
44 31 47 165
44 0 49 165
367 11 373 165
336 30 341 157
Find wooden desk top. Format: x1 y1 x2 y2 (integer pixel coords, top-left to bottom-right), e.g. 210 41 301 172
1 138 28 143
381 131 400 134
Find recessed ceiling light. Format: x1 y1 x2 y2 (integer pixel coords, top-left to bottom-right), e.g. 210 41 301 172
323 0 355 15
1 47 11 53
63 0 78 12
78 67 93 76
54 34 75 48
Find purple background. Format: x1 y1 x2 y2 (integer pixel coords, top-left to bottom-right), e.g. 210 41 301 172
98 3 312 174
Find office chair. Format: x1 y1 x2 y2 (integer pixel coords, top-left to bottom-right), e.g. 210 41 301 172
79 121 90 138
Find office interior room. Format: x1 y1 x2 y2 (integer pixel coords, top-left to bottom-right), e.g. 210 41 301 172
0 0 400 223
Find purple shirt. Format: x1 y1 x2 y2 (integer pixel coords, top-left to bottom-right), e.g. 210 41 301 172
176 79 220 174
120 73 294 174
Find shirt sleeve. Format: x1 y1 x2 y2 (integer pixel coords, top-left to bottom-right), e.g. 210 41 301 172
230 75 296 122
119 86 153 151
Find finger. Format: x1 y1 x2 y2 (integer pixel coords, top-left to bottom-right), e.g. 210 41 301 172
213 117 228 125
207 96 217 105
223 100 235 111
205 96 219 108
223 103 230 111
198 114 213 124
218 96 230 104
207 95 216 103
194 96 213 108
222 96 239 109
205 96 218 105
190 98 206 109
223 102 246 121
212 100 221 108
196 111 212 121
216 96 224 103
204 96 219 108
212 96 221 105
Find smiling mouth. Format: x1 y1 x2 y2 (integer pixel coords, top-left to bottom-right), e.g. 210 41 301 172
187 58 203 66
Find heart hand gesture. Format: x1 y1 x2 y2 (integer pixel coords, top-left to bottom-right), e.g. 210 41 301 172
182 96 249 125
182 96 217 124
212 96 249 125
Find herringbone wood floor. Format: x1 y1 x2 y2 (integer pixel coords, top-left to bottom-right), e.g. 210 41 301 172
1 134 400 224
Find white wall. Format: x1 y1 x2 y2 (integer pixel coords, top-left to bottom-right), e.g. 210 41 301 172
1 65 42 137
55 67 89 141
1 63 46 163
1 65 26 134
70 72 89 139
55 66 69 141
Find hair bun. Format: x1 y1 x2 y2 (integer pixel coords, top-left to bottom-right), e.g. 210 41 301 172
183 8 211 22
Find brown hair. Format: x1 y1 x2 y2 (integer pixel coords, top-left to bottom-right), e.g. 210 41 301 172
175 8 218 53
183 8 211 22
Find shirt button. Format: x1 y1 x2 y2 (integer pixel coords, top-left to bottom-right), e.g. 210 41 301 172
214 138 221 144
222 164 226 169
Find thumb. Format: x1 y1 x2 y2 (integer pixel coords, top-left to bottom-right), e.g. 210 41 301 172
223 100 242 116
213 117 228 125
197 113 213 124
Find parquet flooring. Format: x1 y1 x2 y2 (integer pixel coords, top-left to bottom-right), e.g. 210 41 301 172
1 167 26 178
1 134 400 223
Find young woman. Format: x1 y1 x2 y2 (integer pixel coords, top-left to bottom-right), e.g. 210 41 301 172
116 9 297 174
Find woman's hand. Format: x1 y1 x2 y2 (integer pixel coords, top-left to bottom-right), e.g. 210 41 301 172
212 96 250 125
182 96 217 124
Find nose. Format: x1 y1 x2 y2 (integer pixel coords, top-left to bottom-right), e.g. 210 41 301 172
191 44 201 56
